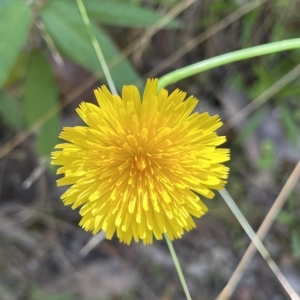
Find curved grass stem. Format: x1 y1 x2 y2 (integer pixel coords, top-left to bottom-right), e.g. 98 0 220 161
164 234 192 300
158 38 300 89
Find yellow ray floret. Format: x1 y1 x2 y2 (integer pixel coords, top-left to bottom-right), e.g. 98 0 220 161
52 79 230 244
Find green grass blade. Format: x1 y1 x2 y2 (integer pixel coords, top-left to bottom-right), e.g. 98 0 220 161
218 188 300 300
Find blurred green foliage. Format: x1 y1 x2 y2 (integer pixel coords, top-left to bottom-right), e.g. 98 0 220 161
195 0 300 157
257 139 276 170
0 0 180 158
31 285 77 300
24 50 60 156
277 192 300 260
0 1 31 86
0 1 300 298
223 0 300 150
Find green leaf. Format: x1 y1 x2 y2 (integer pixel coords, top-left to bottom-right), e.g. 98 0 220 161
0 1 31 87
257 139 275 170
84 0 180 28
147 0 182 7
3 52 30 87
0 0 17 10
235 108 266 145
31 285 75 300
277 84 300 98
287 192 297 210
0 91 22 129
279 105 298 147
249 64 275 99
276 211 296 226
240 10 260 48
24 51 60 157
292 230 300 259
40 0 142 91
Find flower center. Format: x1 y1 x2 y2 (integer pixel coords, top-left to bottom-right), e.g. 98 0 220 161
134 147 150 171
135 154 148 171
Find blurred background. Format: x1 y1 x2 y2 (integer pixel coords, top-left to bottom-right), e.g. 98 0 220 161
0 0 300 299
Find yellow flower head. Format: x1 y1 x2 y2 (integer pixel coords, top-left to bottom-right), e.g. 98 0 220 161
52 79 229 244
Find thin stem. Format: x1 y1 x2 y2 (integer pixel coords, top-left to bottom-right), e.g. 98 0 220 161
164 234 192 300
76 0 117 95
217 162 300 300
218 189 300 300
158 38 300 89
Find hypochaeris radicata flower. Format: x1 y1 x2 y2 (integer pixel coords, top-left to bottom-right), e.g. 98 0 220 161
52 79 230 244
